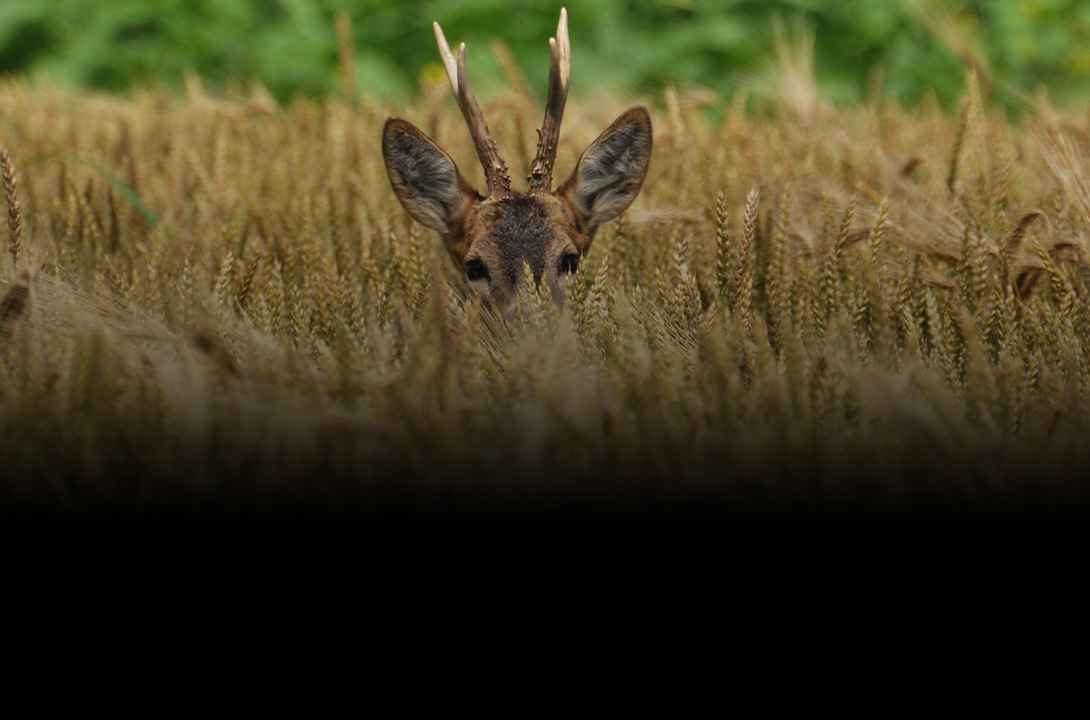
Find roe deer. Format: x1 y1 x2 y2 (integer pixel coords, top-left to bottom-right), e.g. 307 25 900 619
382 8 652 313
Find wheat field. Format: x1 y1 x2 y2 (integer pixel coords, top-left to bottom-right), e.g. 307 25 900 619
2 69 1090 509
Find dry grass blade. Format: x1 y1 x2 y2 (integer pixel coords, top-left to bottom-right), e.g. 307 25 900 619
947 102 969 196
1003 211 1044 284
1042 132 1090 225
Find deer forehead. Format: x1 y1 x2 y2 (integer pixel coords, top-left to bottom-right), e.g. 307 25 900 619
464 194 577 280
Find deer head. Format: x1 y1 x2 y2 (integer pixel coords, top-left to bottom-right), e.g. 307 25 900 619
382 8 652 313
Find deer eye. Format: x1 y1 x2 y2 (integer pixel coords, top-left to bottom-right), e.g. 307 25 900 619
558 252 580 275
465 258 489 282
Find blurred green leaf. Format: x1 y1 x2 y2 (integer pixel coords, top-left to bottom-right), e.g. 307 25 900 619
0 0 1088 110
81 158 159 228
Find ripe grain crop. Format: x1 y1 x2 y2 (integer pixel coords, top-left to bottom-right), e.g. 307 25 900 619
2 71 1090 509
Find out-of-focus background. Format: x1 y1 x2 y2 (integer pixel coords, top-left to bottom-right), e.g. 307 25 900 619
1 0 1089 109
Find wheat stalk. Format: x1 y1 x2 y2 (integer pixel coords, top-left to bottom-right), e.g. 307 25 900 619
1 148 23 267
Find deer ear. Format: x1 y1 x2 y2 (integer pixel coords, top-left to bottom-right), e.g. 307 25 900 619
559 107 652 244
382 119 480 233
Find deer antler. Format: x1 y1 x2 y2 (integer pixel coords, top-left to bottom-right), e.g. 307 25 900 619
527 8 571 193
433 21 512 197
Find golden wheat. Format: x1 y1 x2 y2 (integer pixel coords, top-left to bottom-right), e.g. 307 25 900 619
0 73 1088 505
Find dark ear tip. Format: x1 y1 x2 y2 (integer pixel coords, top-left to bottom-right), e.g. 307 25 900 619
382 118 427 160
383 117 413 137
622 106 652 129
610 106 652 145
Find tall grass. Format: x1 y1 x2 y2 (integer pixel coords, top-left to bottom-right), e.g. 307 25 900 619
1 72 1090 508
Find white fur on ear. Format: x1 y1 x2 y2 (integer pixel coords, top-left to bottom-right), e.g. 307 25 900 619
382 119 476 232
561 107 652 237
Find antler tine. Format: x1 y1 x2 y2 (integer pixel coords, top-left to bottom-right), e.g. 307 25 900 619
432 21 512 197
433 21 460 95
528 7 571 193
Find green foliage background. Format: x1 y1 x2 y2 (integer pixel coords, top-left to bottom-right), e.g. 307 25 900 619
2 0 1090 108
